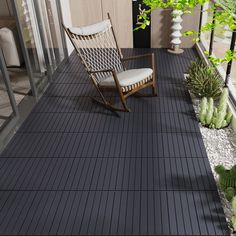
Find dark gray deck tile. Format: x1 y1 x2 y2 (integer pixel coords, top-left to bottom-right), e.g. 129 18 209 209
0 49 229 235
0 158 217 191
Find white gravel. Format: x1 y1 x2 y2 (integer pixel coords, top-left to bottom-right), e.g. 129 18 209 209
191 95 236 231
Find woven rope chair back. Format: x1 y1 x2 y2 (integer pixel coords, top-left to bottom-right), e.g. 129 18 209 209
68 19 124 84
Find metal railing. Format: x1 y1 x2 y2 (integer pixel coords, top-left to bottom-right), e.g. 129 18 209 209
198 0 236 87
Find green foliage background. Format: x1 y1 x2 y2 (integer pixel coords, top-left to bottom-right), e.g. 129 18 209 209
219 0 236 12
136 0 236 67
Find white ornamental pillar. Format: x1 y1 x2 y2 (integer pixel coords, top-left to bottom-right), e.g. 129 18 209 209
168 9 184 54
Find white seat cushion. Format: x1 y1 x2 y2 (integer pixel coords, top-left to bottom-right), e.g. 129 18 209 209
99 68 153 87
69 19 111 36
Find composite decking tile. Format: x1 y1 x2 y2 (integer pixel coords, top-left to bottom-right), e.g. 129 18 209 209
1 132 207 158
0 49 229 235
158 81 191 97
0 158 216 191
45 83 97 97
46 78 190 98
53 72 90 84
18 111 198 133
31 95 195 114
31 96 107 114
0 190 229 236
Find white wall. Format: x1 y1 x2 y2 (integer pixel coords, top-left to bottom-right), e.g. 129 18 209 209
60 0 74 55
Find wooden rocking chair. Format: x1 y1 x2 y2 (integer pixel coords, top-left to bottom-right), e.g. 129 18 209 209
63 14 157 112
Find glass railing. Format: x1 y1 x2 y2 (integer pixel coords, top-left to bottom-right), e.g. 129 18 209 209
198 0 236 102
232 60 236 83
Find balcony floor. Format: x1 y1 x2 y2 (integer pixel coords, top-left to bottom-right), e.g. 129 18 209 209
0 49 230 235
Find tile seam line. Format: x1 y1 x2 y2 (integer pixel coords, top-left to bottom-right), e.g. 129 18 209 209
0 190 219 192
0 156 209 159
16 131 202 134
31 112 196 114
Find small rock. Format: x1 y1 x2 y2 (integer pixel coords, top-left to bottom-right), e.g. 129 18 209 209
192 93 236 231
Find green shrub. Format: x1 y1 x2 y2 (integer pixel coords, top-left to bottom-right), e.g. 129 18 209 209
219 0 236 12
186 59 224 99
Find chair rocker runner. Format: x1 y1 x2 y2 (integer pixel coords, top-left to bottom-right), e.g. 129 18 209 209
63 13 157 112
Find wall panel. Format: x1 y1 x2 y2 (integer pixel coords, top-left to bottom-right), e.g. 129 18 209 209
151 6 200 48
69 0 103 27
69 0 133 48
151 8 172 49
102 0 133 48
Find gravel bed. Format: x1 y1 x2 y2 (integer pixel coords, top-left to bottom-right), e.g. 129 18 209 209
191 96 236 233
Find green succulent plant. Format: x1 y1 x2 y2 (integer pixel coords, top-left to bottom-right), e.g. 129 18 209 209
226 187 236 201
215 165 236 201
232 196 236 232
199 88 233 129
215 165 236 231
186 59 224 99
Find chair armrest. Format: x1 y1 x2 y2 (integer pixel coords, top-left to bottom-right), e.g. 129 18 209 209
122 53 156 74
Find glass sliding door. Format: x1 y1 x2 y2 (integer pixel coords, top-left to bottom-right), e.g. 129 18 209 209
0 49 18 130
12 0 46 96
35 0 66 72
15 0 46 76
12 0 67 95
32 0 68 72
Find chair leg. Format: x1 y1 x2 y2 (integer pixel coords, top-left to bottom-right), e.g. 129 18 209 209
152 84 158 96
120 98 131 112
118 91 131 112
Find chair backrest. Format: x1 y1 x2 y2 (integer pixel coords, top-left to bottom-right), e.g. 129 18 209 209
63 15 124 84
